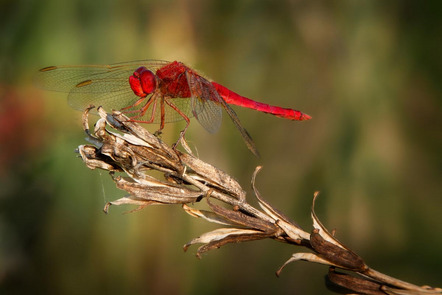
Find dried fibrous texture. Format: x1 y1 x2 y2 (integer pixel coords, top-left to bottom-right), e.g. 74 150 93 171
76 107 441 295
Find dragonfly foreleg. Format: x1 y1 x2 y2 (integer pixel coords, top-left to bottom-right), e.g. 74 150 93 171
164 98 191 150
121 95 148 111
127 93 158 124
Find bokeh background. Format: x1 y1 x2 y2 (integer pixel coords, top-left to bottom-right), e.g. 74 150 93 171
0 0 440 294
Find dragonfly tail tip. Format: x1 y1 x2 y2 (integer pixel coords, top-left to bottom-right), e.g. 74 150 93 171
302 113 312 121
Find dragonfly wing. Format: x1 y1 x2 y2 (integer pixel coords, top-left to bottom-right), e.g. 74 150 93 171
67 79 137 111
217 96 259 157
190 98 222 134
186 72 259 156
35 60 170 92
36 65 131 92
186 72 222 134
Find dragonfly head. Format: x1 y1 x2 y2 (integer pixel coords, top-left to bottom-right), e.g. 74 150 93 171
129 66 157 97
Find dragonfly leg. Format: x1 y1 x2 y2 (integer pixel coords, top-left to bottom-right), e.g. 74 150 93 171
127 93 158 123
121 96 146 111
153 98 165 137
141 96 158 122
164 98 191 150
160 97 166 130
124 96 152 115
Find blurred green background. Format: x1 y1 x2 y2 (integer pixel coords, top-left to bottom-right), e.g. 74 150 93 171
0 0 441 294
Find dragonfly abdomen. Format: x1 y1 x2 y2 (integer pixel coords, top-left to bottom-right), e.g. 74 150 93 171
212 82 311 121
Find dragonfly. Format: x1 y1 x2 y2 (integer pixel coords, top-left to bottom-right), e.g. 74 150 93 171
36 60 311 156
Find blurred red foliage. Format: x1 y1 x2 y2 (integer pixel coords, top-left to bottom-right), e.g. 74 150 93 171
0 85 48 174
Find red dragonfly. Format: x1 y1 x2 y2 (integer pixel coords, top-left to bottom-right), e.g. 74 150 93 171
36 60 311 156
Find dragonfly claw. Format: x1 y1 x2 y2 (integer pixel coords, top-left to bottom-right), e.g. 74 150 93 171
172 130 185 150
171 130 193 155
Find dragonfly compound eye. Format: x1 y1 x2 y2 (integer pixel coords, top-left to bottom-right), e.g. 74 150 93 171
129 66 157 97
138 67 156 95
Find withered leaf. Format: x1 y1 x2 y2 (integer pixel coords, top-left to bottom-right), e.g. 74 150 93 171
206 198 279 234
182 204 239 226
114 176 203 204
310 230 367 271
103 196 158 213
277 252 339 277
184 228 273 258
327 268 385 295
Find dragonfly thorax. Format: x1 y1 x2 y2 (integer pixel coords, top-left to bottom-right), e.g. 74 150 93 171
129 67 157 98
156 61 192 98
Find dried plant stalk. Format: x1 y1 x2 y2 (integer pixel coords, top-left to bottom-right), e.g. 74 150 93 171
76 107 441 295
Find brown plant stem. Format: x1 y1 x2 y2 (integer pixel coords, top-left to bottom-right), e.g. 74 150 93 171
76 107 441 295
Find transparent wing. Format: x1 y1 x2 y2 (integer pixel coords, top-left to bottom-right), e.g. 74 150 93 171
186 71 259 156
35 60 170 92
67 80 137 111
186 72 222 134
219 97 259 157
